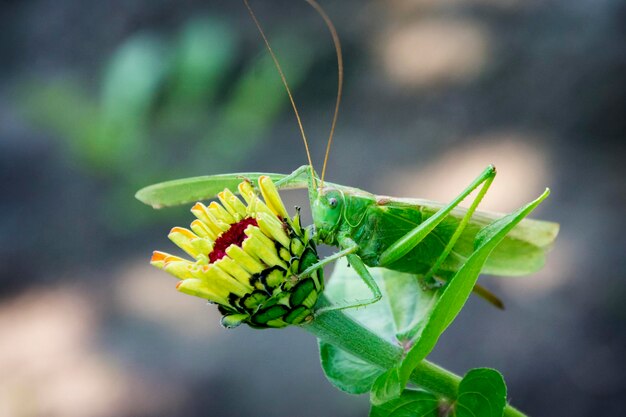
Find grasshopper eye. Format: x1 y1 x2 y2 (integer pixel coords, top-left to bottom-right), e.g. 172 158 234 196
328 197 338 208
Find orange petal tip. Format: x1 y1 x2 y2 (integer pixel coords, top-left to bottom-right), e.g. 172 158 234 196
151 251 168 262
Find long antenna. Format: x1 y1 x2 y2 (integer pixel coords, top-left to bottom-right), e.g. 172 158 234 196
304 0 343 187
243 0 317 188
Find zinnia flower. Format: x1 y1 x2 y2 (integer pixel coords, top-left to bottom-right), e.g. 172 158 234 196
151 176 323 329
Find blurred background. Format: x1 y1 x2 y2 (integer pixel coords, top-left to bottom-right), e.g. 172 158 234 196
1 0 624 416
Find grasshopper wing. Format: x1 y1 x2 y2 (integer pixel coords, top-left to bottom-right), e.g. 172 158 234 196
423 198 558 276
136 172 308 208
391 198 559 277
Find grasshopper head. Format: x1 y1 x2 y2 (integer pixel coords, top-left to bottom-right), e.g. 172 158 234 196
312 187 344 245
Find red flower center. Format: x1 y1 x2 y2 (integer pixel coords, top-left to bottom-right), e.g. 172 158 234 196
209 217 259 263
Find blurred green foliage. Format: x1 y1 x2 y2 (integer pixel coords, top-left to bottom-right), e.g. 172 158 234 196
18 16 317 231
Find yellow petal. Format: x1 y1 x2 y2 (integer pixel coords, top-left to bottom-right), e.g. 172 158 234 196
190 202 211 223
205 209 230 233
237 181 275 218
168 227 201 258
243 226 288 269
215 257 252 288
245 225 275 249
257 213 290 248
248 196 275 218
237 181 256 205
218 189 246 220
191 203 226 235
151 251 187 269
192 267 232 300
259 176 288 218
190 238 213 259
150 251 169 269
208 201 236 224
201 264 251 296
176 279 229 305
190 219 217 241
164 255 187 265
164 260 195 280
225 245 265 274
187 264 208 279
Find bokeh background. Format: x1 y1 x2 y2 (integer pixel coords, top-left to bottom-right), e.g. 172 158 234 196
1 0 625 416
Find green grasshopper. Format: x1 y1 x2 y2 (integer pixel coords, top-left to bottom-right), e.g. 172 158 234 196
137 0 558 316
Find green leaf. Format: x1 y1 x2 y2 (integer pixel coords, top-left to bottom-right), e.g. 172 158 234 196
319 341 383 394
319 258 442 397
382 271 441 342
369 368 506 417
369 389 439 417
323 258 442 344
399 189 551 385
455 368 507 417
323 259 393 339
370 366 403 405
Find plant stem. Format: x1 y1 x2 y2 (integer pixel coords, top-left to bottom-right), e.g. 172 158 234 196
302 295 527 417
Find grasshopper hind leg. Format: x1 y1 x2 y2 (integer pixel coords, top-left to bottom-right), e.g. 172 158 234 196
376 165 504 309
472 283 505 309
378 165 496 268
417 274 505 310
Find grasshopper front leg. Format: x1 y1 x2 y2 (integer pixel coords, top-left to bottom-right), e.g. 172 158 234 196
298 244 359 279
296 237 382 313
274 164 313 189
315 236 382 314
